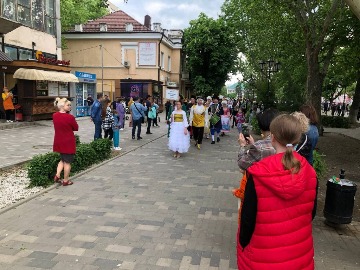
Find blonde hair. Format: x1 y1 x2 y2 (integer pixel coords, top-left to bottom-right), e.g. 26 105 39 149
270 114 302 173
54 97 68 109
291 111 309 133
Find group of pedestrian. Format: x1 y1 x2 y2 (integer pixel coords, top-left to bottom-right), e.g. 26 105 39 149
233 104 319 269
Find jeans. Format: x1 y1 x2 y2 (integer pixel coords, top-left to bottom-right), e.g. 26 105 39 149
113 129 120 147
147 118 152 132
132 118 142 138
94 121 102 140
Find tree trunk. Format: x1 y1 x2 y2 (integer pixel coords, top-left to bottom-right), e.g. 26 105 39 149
349 70 360 124
306 50 323 118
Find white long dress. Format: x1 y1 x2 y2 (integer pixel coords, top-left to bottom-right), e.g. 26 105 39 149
168 110 190 153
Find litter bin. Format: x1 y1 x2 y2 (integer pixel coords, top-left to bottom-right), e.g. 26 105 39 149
323 169 357 224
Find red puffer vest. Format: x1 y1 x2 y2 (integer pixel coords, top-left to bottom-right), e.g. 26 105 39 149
237 152 317 270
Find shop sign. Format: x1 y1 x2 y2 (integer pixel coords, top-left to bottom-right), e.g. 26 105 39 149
165 89 179 100
75 71 96 82
36 51 70 66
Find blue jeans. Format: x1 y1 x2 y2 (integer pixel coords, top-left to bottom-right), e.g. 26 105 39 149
132 118 142 138
113 129 120 147
94 121 102 140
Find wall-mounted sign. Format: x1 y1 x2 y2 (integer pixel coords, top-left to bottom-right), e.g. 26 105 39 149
75 71 97 83
36 51 70 66
165 89 179 100
167 82 177 87
138 42 156 66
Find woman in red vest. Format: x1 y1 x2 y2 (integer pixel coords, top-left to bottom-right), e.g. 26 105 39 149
53 97 78 186
237 114 317 270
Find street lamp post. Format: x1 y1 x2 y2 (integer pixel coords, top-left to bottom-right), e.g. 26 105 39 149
259 59 280 107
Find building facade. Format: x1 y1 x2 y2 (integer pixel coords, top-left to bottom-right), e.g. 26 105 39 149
63 10 186 109
0 0 78 121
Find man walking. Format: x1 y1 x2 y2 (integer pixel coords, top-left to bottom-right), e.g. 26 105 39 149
90 93 104 140
130 96 146 140
189 97 208 150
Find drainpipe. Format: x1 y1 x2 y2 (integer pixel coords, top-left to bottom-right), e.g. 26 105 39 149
157 32 164 88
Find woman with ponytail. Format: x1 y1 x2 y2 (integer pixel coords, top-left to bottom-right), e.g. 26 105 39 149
236 114 317 270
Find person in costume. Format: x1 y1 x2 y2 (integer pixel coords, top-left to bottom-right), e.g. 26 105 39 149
204 96 212 139
236 114 317 270
189 97 209 150
208 96 222 144
220 100 231 135
168 100 190 158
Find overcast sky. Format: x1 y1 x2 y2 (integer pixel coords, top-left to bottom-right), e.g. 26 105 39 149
111 0 241 85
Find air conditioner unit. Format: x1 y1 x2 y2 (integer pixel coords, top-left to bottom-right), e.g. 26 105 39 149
124 61 130 68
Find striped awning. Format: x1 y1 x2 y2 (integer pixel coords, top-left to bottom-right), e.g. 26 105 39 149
0 50 12 62
13 68 79 83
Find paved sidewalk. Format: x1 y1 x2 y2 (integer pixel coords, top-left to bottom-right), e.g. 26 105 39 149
0 117 359 269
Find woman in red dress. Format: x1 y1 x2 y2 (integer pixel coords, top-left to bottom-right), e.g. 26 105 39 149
53 97 78 186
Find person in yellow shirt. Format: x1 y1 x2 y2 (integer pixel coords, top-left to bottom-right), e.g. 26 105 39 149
2 86 15 122
189 97 209 150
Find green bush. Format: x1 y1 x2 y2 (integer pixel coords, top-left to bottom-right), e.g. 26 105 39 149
321 116 351 129
75 134 81 146
27 139 112 187
27 152 60 187
90 139 112 161
250 116 261 135
72 143 97 173
313 150 327 180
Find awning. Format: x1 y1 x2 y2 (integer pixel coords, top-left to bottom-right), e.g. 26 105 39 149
13 68 79 83
0 51 12 62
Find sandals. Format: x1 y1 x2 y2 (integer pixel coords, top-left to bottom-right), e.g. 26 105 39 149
62 180 74 186
54 175 61 183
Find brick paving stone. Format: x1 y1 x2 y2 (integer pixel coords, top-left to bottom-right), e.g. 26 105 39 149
0 117 359 269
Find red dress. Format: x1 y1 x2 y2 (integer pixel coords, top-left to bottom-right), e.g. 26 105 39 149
53 112 79 154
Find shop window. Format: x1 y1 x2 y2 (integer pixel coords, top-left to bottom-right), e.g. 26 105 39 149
36 81 48 96
31 0 44 30
59 82 69 96
19 48 32 60
2 0 15 20
4 46 18 60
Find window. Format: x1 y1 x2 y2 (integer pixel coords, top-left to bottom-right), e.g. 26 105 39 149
4 46 18 60
17 0 31 26
44 0 56 35
168 56 171 72
2 0 15 20
19 48 33 60
31 0 44 30
160 52 164 69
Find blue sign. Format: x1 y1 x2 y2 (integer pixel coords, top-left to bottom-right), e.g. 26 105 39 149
75 71 96 80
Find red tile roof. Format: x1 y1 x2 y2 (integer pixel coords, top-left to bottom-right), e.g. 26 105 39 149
67 10 151 32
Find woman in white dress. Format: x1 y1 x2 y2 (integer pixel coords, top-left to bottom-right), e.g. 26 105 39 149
168 101 190 158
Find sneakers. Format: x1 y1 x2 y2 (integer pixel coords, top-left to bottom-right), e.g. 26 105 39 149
6 120 13 123
114 147 122 151
146 132 152 134
197 144 201 150
132 136 135 139
211 141 215 144
217 137 220 142
137 137 143 140
120 128 124 131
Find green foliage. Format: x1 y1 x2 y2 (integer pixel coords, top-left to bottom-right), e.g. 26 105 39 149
90 139 112 161
321 116 351 128
313 150 327 180
27 139 112 187
75 134 81 146
183 13 238 97
27 152 61 187
72 144 97 173
250 115 261 135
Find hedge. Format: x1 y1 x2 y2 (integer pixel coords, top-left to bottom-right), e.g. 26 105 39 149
313 150 327 180
321 116 351 129
27 138 112 187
